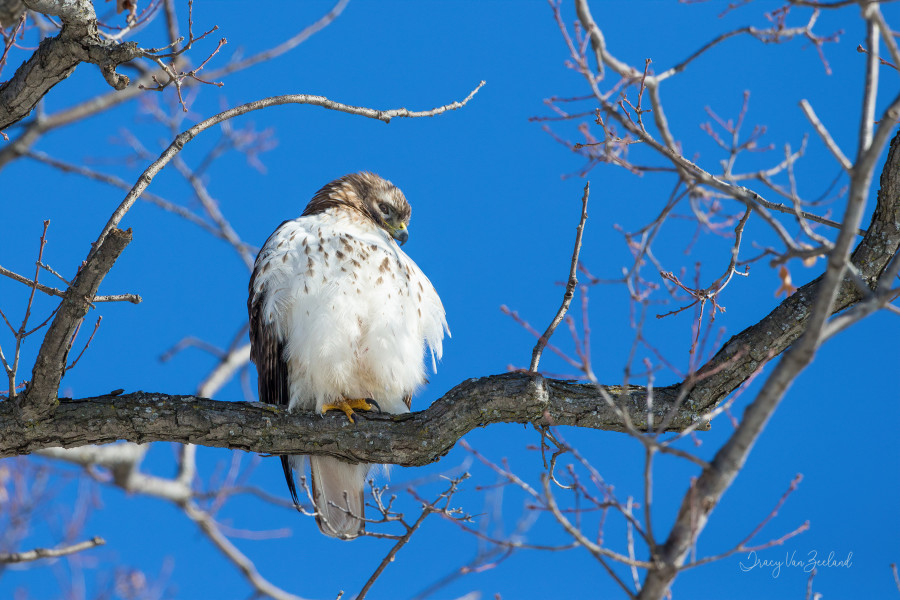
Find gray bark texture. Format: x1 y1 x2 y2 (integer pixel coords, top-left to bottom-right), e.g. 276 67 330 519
0 0 140 132
0 374 701 463
0 0 25 27
18 227 132 421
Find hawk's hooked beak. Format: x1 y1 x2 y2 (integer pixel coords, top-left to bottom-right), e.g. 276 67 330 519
390 222 408 245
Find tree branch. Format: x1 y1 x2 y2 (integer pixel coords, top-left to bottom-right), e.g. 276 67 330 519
530 182 589 371
0 536 105 563
87 84 486 261
19 227 132 421
0 373 704 462
38 442 307 600
636 66 900 600
0 0 142 131
0 262 141 304
0 0 347 171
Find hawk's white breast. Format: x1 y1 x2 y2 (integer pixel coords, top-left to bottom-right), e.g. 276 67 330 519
250 208 448 415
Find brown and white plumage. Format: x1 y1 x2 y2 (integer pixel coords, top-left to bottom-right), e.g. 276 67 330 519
248 172 448 539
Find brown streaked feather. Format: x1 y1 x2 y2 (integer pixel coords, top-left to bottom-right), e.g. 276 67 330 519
248 253 300 508
248 273 289 408
302 173 368 218
302 171 411 224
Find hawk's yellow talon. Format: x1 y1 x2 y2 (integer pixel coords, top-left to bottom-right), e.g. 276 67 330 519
321 398 375 423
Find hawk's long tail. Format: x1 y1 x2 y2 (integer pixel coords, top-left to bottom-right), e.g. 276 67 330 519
308 456 369 539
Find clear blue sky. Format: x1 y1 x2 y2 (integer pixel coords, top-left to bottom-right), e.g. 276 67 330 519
1 1 898 598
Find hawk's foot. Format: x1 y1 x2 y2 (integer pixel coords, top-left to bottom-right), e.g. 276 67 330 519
321 397 377 423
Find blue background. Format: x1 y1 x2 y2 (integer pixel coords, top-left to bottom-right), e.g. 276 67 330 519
1 1 897 598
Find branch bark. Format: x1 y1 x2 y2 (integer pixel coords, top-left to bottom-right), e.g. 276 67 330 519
0 373 701 462
0 0 347 171
0 536 105 563
0 0 141 131
19 227 132 421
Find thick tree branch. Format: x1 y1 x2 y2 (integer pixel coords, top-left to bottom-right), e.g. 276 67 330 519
564 0 900 421
635 62 900 600
19 227 132 421
638 148 890 600
0 373 705 462
0 0 142 131
686 126 900 416
0 0 347 171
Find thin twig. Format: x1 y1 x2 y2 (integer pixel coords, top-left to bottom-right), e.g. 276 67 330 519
0 537 105 563
530 182 590 371
870 6 900 79
87 82 486 260
0 265 142 304
356 501 435 599
65 315 102 372
799 99 853 171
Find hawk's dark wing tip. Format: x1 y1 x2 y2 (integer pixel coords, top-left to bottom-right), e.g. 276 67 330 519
281 455 304 512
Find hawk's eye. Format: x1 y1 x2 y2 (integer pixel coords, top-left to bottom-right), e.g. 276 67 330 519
378 202 389 215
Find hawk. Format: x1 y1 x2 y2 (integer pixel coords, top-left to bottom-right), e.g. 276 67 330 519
248 172 448 539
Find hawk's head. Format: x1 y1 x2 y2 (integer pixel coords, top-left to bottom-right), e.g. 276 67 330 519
303 172 412 245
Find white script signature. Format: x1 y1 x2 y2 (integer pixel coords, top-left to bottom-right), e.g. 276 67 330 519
738 550 852 578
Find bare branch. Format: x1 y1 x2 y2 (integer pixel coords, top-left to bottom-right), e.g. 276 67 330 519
0 0 353 172
870 5 900 79
542 475 652 572
0 264 141 303
0 0 143 131
356 480 461 600
530 183 589 371
636 68 900 600
0 536 105 563
172 156 255 270
0 374 701 462
24 149 256 251
197 343 250 398
222 0 349 74
39 442 305 600
20 228 132 421
88 83 486 260
181 501 310 600
799 99 853 171
858 11 880 157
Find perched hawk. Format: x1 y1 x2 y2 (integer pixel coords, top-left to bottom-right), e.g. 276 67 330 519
248 172 448 539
